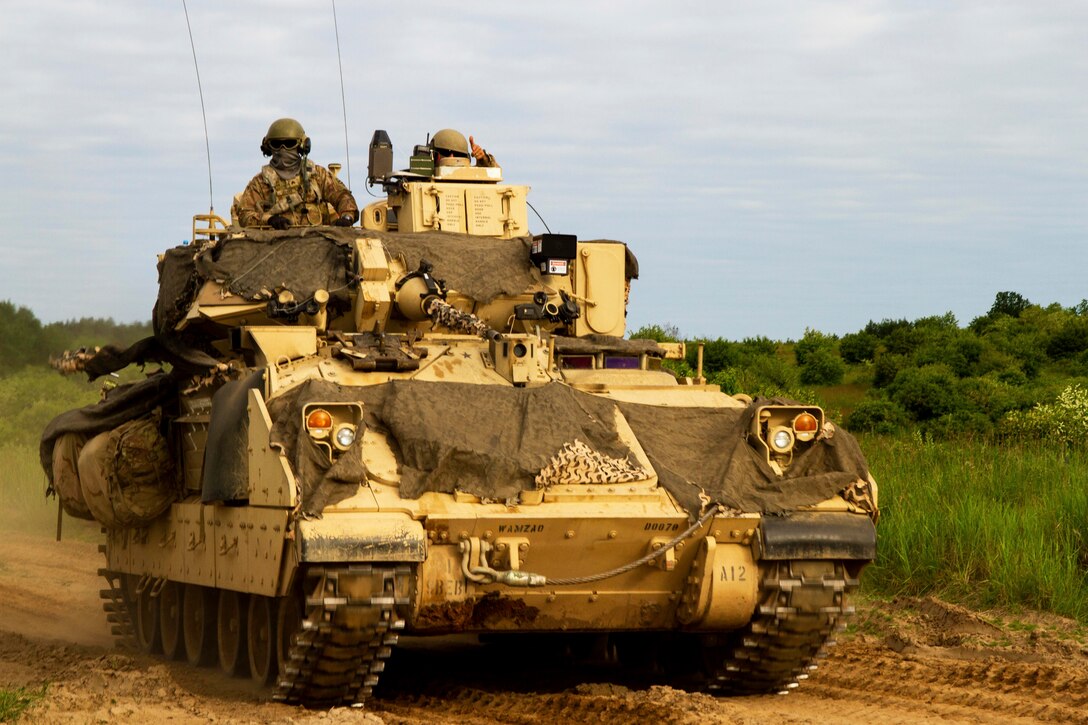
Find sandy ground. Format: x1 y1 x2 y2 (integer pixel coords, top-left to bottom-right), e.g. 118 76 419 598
2 528 1087 724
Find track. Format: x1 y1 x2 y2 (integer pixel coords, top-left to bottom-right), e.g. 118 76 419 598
274 564 410 706
3 530 1088 724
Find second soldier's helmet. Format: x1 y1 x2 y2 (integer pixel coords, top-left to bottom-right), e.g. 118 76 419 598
261 118 311 156
431 129 470 166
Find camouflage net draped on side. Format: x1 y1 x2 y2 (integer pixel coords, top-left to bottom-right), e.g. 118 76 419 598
615 398 871 517
263 380 870 518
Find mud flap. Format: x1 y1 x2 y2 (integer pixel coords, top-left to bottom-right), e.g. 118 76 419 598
758 512 876 561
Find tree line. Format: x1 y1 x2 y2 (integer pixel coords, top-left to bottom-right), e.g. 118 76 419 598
0 300 151 378
633 291 1088 439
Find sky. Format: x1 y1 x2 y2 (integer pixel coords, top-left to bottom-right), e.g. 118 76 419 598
1 1 1085 341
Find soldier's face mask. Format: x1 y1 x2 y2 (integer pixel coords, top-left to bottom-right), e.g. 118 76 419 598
270 146 303 178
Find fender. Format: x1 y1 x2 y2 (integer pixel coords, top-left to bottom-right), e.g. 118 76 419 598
759 511 877 561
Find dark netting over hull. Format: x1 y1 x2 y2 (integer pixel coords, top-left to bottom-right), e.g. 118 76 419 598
154 228 543 336
263 379 870 518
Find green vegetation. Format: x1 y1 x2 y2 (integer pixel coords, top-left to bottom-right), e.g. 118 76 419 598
861 435 1088 621
0 300 150 378
632 290 1088 623
632 291 1088 440
0 685 46 723
0 301 140 537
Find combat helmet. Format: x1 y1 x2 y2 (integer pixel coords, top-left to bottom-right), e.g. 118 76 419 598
261 118 312 156
431 128 470 166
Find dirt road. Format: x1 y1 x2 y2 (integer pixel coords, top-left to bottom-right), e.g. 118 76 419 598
2 530 1086 724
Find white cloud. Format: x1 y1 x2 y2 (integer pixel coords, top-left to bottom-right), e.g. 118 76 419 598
0 1 1085 338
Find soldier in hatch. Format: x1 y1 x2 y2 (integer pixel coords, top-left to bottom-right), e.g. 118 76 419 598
236 118 359 229
431 128 498 168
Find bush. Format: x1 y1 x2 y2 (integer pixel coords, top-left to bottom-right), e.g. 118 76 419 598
794 328 838 366
888 364 961 421
1002 384 1088 447
799 348 845 386
873 352 907 389
953 376 1022 422
845 399 909 434
0 368 102 447
1046 317 1088 359
707 368 739 394
922 409 995 439
628 323 681 343
840 331 877 363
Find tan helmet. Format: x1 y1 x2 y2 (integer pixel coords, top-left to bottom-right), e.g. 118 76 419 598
431 129 469 167
261 118 311 156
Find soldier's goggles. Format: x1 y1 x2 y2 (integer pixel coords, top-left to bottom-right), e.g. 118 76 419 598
268 138 300 150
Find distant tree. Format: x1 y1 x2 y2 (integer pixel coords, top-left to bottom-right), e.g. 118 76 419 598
628 323 681 342
799 348 845 386
696 338 740 373
840 331 877 364
862 318 912 339
0 301 47 375
888 365 961 420
989 291 1031 318
794 328 838 366
873 352 907 389
737 336 778 357
1046 317 1088 359
793 329 844 385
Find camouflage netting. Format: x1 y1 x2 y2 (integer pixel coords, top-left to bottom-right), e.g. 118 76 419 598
154 228 543 335
615 398 870 517
552 335 665 357
264 379 869 519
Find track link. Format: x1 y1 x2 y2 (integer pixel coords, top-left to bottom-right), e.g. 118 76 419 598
703 559 858 695
274 563 412 707
98 541 136 647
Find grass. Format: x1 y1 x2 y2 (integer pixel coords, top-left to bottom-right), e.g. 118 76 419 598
0 443 100 541
0 685 46 723
860 433 1088 623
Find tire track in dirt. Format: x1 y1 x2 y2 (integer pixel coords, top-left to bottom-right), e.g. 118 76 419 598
811 640 1088 724
4 528 1088 724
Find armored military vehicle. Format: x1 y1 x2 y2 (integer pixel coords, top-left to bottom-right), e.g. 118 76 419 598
42 129 877 706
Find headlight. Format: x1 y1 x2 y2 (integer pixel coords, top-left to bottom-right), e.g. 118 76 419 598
770 426 794 453
333 424 357 451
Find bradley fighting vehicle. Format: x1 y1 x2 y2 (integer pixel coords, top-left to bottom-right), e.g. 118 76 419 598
42 129 878 706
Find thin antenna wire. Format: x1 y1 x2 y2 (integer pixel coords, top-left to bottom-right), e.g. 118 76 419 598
182 0 214 211
332 0 351 189
527 201 552 234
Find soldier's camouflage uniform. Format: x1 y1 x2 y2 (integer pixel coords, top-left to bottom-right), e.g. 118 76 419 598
235 160 358 227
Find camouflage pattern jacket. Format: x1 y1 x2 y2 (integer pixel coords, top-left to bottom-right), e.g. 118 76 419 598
235 160 358 227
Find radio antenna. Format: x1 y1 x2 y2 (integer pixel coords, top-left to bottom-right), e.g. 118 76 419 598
332 0 352 189
182 0 214 211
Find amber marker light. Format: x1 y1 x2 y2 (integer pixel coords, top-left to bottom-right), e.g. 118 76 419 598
306 408 334 438
793 412 819 442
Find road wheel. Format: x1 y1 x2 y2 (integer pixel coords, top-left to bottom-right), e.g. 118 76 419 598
134 578 162 654
159 580 183 660
183 584 217 666
217 590 249 677
276 591 304 680
248 595 277 685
